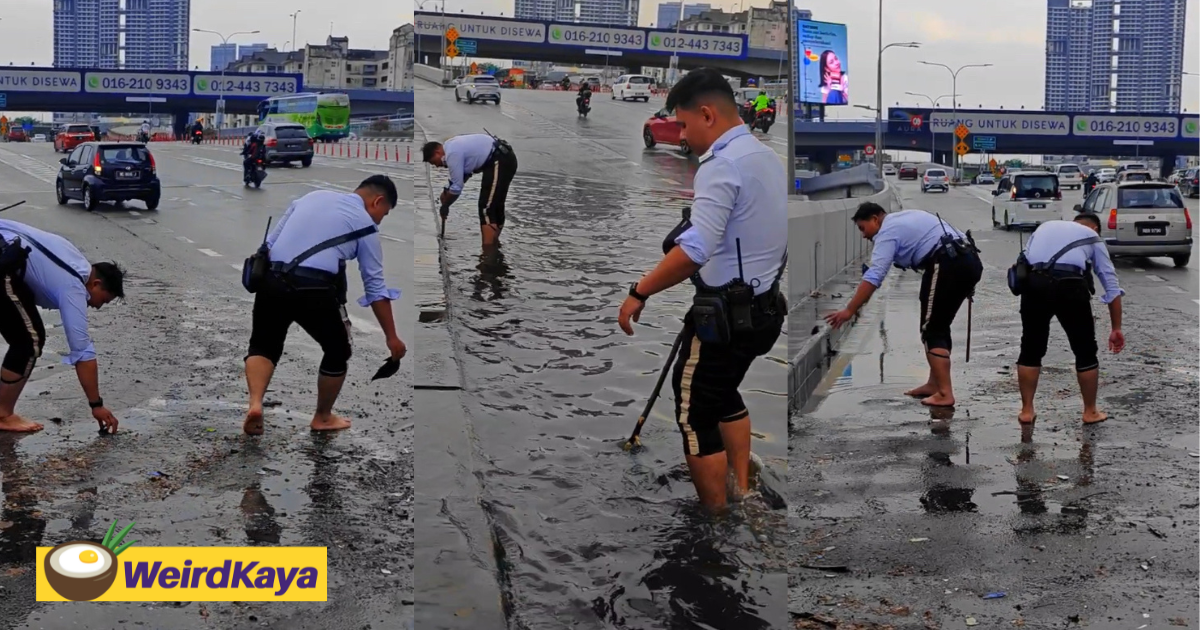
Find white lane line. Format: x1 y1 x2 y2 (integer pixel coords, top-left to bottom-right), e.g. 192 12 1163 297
348 314 382 334
141 218 155 224
188 201 196 206
230 263 243 271
1134 267 1146 272
379 234 406 243
1165 285 1185 293
176 236 194 243
229 194 243 200
502 112 518 120
197 248 222 257
160 227 174 233
1194 299 1200 306
1145 274 1165 282
660 177 682 186
127 210 142 216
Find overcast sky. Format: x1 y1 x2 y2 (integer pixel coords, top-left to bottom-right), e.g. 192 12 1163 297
0 0 1195 113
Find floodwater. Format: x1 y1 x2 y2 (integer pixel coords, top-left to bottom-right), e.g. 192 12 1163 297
430 165 788 627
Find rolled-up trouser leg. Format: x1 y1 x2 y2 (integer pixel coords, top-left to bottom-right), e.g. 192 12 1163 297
0 275 46 381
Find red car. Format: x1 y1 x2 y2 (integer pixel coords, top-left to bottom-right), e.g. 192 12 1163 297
7 128 28 142
642 108 692 154
898 164 919 180
55 124 95 153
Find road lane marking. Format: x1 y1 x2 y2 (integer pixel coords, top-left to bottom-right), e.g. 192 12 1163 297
176 236 194 243
141 218 155 224
230 263 243 271
127 210 141 216
198 248 222 257
1134 267 1145 272
348 314 382 334
379 234 406 243
1145 274 1165 282
1194 299 1200 306
1165 285 1185 293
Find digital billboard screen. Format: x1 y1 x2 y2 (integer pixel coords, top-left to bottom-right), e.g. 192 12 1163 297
796 20 849 106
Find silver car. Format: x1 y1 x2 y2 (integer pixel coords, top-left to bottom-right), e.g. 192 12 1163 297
921 167 949 193
455 75 501 105
1074 181 1192 267
258 122 314 167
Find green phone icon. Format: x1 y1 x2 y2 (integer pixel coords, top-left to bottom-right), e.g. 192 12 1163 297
88 76 99 88
197 78 209 91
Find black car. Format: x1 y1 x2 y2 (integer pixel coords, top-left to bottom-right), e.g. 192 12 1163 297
258 122 314 167
56 142 161 211
1180 168 1200 198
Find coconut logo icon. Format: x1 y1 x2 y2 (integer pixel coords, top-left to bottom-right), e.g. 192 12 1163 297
44 520 137 601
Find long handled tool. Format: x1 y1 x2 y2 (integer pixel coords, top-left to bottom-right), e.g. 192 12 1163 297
965 296 973 363
622 327 687 451
0 201 27 214
439 205 449 239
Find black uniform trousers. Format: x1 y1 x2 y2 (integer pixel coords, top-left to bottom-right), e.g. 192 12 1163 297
1017 272 1098 372
477 148 518 228
0 272 46 379
246 272 352 377
918 248 983 353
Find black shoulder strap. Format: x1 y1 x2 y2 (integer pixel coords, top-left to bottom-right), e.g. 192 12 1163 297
283 225 378 274
1044 236 1101 268
10 232 87 284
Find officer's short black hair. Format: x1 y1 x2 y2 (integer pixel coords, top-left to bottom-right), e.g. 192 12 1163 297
357 175 398 209
92 261 125 299
852 202 888 222
1074 212 1102 231
421 141 442 163
665 68 737 113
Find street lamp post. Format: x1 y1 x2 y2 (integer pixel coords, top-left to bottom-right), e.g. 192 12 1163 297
873 1 920 172
919 61 992 180
417 0 447 81
290 11 301 52
193 29 261 129
906 91 955 164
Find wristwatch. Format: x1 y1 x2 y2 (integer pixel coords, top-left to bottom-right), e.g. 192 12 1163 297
88 398 104 409
628 282 649 303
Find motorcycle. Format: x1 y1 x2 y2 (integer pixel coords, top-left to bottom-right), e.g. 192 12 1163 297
244 156 267 189
751 106 775 133
577 95 591 117
740 101 756 126
136 131 150 143
191 129 203 145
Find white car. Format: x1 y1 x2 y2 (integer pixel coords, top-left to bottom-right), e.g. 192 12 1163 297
1096 168 1117 183
1054 163 1083 189
882 164 896 176
612 74 653 102
32 134 47 142
455 75 501 105
991 171 1063 230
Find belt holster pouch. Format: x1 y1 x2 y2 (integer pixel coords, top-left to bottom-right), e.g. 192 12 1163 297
691 294 731 345
336 263 349 305
242 244 271 294
726 281 755 334
939 234 961 260
0 237 30 278
1007 252 1030 296
494 139 512 157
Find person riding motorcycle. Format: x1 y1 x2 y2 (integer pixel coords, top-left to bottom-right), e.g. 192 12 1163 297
138 120 151 143
560 76 572 91
1083 170 1099 195
241 131 267 184
753 90 771 113
190 119 204 142
576 83 593 112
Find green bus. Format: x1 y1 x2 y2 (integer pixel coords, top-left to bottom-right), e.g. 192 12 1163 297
257 93 350 142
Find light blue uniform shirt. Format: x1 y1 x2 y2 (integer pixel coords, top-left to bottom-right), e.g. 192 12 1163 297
442 134 496 196
863 209 965 287
267 190 401 307
675 126 787 295
0 220 95 365
1025 220 1124 304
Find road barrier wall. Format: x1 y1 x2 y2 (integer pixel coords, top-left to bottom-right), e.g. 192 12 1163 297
415 64 454 87
788 167 902 414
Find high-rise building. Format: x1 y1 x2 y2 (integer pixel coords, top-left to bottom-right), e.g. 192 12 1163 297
210 43 238 71
54 0 190 70
514 0 638 26
656 2 710 29
1044 0 1188 112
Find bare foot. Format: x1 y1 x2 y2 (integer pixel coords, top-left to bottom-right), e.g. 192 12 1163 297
0 414 43 433
921 393 956 407
905 383 937 398
311 413 352 432
1018 410 1037 425
1082 409 1108 424
243 407 264 436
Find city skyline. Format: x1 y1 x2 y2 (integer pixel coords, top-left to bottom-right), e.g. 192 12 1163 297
53 0 191 71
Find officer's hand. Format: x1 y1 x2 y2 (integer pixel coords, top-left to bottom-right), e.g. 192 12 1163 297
439 204 450 220
387 335 407 360
618 295 645 336
440 190 454 206
92 406 119 434
1108 328 1125 354
824 308 854 330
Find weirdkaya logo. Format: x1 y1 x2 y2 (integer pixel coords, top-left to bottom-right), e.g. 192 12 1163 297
87 76 100 89
37 530 328 603
551 27 563 40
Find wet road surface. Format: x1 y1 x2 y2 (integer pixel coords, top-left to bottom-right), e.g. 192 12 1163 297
0 141 415 630
790 179 1199 629
415 83 789 628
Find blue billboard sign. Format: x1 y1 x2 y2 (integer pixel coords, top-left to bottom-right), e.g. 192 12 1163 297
456 38 478 54
796 20 848 106
0 67 303 100
972 135 997 150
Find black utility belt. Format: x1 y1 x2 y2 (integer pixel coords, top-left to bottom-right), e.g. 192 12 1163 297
268 262 341 285
691 285 780 346
473 140 514 174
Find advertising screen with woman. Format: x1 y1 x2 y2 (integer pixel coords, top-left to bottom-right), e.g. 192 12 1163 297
796 20 849 105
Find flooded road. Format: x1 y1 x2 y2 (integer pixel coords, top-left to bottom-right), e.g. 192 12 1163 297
0 142 415 629
790 180 1199 629
415 83 788 628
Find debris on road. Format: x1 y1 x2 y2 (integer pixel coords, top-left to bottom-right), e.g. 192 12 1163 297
981 592 1006 599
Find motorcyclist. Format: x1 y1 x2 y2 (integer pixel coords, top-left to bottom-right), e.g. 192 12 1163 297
1083 170 1099 195
753 90 771 114
576 82 593 112
241 130 266 184
139 120 151 142
560 76 571 91
191 119 204 140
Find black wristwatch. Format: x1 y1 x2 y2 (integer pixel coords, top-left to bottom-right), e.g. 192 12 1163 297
88 398 104 409
628 282 649 303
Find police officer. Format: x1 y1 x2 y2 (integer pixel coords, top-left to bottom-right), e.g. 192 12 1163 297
421 133 518 249
826 204 983 407
243 175 406 435
1013 214 1124 425
617 68 787 512
0 219 124 433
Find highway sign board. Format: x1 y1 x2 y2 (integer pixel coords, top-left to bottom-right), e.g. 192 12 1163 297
0 93 5 108
972 135 997 151
445 26 459 42
457 38 478 54
909 115 923 129
954 124 970 139
955 141 969 156
864 144 875 156
445 44 459 58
